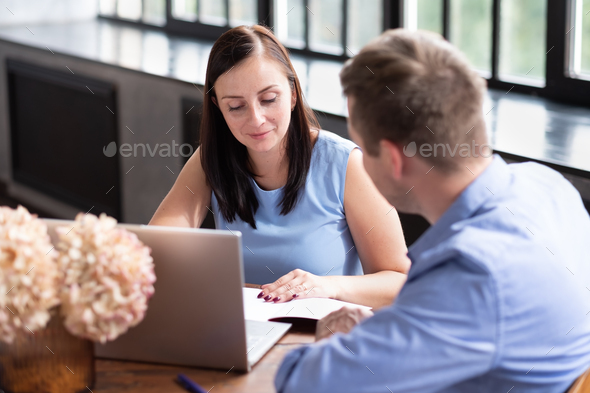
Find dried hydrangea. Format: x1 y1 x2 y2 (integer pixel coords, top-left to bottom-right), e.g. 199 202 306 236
0 205 60 344
56 212 155 343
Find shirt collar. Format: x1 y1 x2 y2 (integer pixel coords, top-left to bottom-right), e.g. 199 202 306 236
407 154 512 267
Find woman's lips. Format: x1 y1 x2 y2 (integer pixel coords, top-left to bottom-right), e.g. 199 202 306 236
249 131 271 140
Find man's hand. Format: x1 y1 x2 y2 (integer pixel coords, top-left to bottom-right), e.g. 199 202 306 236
315 306 374 341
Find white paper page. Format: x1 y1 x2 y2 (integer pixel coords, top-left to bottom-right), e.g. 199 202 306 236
243 288 371 322
243 287 290 321
271 297 371 320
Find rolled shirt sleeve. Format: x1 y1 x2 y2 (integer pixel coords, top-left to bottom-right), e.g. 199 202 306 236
275 257 498 393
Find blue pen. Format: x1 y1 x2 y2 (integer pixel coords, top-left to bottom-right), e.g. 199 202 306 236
176 373 208 393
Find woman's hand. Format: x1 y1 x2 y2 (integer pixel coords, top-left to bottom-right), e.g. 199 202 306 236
258 269 338 303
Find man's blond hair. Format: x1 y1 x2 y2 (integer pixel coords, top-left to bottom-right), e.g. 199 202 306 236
340 29 488 172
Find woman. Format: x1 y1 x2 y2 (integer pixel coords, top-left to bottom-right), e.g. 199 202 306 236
149 25 410 309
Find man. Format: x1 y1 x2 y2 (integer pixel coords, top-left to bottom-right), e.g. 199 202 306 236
274 29 590 392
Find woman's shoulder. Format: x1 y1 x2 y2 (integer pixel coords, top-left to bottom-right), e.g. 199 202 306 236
314 129 359 158
308 130 358 203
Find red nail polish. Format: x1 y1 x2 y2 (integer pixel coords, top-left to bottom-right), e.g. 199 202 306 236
264 295 272 301
257 291 264 298
293 293 299 298
273 297 281 303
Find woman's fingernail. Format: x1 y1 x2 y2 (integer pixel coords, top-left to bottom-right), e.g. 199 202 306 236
257 291 264 298
292 293 299 298
264 295 272 301
273 297 281 303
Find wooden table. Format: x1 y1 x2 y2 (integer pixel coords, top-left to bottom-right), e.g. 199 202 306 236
93 286 316 393
94 323 315 393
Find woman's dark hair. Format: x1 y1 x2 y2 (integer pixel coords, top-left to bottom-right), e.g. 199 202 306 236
200 25 320 229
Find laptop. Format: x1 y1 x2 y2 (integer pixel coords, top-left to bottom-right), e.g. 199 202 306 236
43 218 291 372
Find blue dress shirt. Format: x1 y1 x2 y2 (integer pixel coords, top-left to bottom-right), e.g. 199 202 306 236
275 155 590 392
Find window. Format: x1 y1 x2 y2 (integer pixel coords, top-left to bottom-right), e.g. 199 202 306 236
103 0 260 40
118 0 142 20
308 0 343 55
498 0 547 86
101 0 383 58
569 0 590 80
273 0 383 58
199 0 227 26
143 0 166 25
171 0 229 26
230 0 258 27
100 0 165 25
449 0 493 76
172 0 197 22
100 0 117 16
274 0 305 49
347 0 385 54
99 1 590 106
404 0 443 35
405 0 547 85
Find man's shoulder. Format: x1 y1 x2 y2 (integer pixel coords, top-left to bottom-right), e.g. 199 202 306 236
506 160 581 203
407 158 590 310
409 225 516 279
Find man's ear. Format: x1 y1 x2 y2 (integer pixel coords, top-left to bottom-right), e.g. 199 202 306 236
211 96 219 108
380 139 404 181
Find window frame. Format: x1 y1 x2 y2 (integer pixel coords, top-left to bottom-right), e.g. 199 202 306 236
543 0 590 106
436 0 590 106
276 0 395 61
164 0 271 41
99 0 400 59
99 0 590 106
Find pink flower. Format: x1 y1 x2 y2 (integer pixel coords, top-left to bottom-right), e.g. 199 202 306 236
56 212 155 343
0 205 60 344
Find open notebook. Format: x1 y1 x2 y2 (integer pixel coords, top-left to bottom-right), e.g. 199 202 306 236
243 287 372 322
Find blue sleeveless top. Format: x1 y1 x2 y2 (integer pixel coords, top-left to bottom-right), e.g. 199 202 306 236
211 130 363 285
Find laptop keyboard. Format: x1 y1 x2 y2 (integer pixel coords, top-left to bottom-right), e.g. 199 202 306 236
246 320 275 352
245 320 292 366
246 335 263 351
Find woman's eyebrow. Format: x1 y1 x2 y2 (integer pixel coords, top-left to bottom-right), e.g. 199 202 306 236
221 84 278 100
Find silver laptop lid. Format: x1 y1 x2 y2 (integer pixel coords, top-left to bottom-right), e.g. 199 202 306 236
43 219 250 371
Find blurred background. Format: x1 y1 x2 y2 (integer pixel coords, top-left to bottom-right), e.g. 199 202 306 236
0 0 589 245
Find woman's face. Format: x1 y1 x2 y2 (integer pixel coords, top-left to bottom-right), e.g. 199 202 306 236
213 55 296 155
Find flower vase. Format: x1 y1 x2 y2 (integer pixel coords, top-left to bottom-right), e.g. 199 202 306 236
0 308 95 393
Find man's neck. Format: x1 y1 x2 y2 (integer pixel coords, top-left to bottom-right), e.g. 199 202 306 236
416 156 494 225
